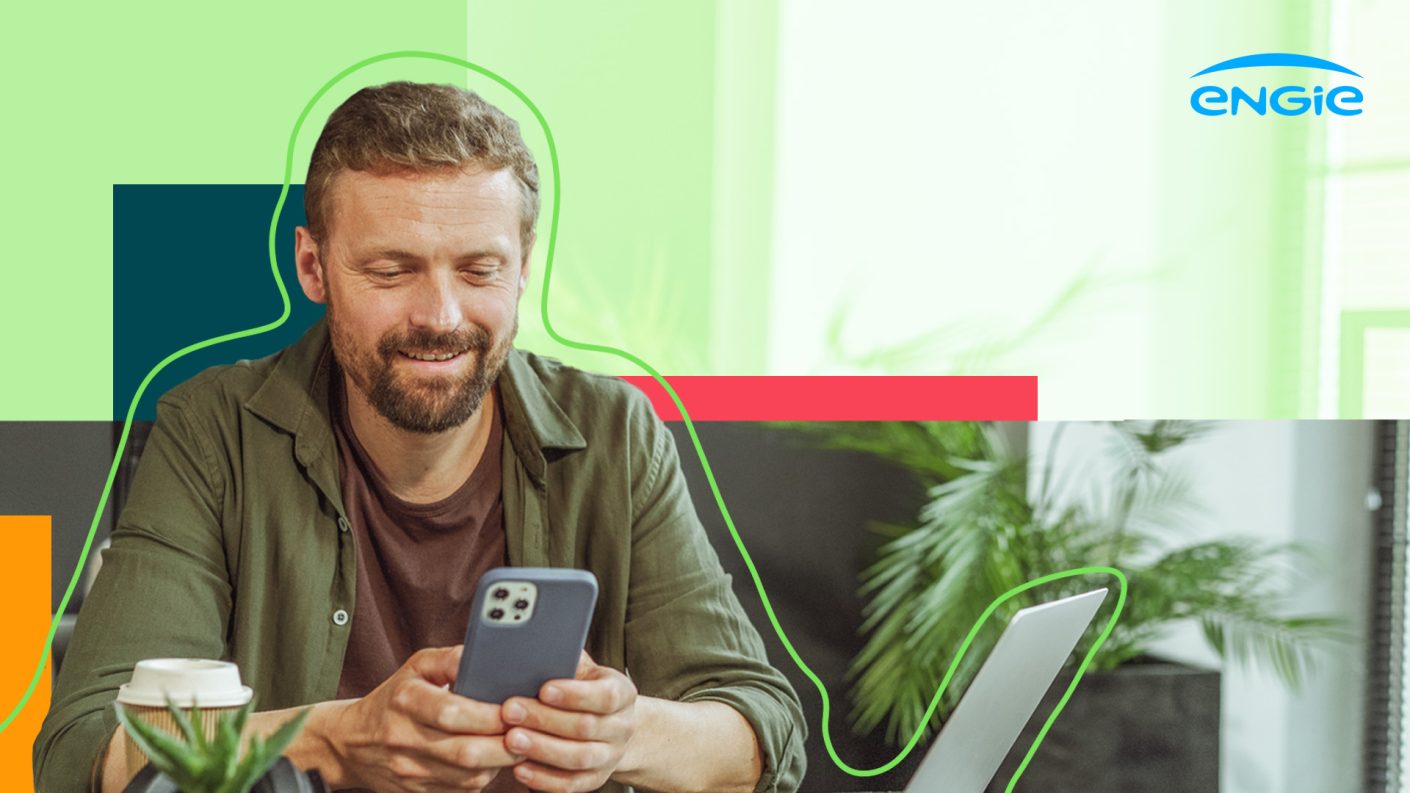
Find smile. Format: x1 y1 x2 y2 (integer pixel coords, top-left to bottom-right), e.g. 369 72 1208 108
399 350 464 362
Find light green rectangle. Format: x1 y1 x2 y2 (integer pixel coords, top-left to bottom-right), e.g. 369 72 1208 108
2 1 468 420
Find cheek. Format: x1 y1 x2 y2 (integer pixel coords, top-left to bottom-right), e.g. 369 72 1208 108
329 292 405 347
368 297 414 330
467 290 521 330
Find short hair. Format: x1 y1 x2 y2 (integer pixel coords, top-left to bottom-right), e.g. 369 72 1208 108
304 81 540 249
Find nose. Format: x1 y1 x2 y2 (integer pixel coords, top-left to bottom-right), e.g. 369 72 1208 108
408 270 464 334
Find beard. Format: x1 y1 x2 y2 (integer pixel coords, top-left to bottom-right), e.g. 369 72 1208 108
328 307 516 434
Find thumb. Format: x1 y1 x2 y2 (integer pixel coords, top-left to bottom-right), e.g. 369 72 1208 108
575 649 597 679
407 645 464 686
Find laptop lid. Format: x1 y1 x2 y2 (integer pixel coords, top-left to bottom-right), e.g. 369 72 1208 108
903 588 1108 793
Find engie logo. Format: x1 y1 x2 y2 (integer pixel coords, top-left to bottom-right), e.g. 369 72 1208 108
1189 53 1363 117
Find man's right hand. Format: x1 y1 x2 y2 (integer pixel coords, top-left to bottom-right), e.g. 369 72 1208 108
319 645 521 792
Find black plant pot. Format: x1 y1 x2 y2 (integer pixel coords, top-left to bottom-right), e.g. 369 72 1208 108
122 756 330 793
987 658 1220 793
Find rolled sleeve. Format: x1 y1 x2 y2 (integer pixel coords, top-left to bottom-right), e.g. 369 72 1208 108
679 682 806 793
622 408 807 793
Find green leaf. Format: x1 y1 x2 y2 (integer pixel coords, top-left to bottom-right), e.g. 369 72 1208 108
261 709 311 767
841 420 1346 748
167 699 209 756
115 696 308 793
116 701 209 785
219 706 245 785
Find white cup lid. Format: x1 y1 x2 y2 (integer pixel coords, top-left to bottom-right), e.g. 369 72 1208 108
116 658 253 708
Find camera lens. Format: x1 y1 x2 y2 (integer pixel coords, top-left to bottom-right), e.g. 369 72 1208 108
514 599 529 610
492 588 509 600
489 608 505 620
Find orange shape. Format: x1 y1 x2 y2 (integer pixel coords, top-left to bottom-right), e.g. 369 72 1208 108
0 516 52 793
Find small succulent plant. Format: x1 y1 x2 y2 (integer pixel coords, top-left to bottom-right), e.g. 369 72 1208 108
115 698 308 793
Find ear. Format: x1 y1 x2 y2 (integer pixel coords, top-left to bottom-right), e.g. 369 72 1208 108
295 227 329 305
517 235 535 300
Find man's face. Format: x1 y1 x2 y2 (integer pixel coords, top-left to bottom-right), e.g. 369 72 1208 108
295 163 531 434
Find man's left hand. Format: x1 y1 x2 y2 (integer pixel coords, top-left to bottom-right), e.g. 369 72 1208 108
500 652 639 793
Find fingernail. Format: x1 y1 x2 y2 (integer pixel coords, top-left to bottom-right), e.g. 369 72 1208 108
504 702 526 723
516 766 535 783
508 731 532 752
542 685 562 705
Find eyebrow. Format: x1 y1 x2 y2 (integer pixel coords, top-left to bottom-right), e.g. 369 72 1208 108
354 247 510 267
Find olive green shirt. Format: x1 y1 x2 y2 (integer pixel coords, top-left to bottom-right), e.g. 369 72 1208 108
34 320 806 793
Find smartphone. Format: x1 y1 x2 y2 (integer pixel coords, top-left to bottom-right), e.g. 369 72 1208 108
453 567 599 703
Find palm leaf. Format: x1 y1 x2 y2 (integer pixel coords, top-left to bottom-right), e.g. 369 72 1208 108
1200 612 1344 691
841 420 1346 748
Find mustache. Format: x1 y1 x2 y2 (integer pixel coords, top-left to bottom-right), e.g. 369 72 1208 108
377 326 492 358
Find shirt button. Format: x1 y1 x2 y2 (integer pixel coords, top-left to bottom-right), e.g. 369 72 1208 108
337 516 351 533
332 609 349 626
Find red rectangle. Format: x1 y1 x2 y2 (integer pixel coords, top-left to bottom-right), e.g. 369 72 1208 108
619 376 1037 421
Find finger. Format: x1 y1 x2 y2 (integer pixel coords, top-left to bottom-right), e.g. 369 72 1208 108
395 677 505 734
501 697 629 743
381 746 506 791
419 733 523 774
539 667 635 715
575 650 595 678
512 760 604 793
405 645 464 687
504 727 613 772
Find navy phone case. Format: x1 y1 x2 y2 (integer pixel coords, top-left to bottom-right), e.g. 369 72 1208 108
453 567 599 703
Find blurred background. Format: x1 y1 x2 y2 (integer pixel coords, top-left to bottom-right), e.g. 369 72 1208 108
5 1 1410 423
471 0 1410 420
667 419 1384 792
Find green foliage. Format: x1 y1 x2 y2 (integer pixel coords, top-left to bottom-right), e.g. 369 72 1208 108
116 698 308 793
779 421 1344 747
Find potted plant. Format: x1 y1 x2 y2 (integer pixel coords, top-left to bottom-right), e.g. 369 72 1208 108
115 698 324 793
780 420 1342 792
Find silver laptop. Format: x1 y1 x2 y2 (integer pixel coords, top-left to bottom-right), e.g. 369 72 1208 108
903 588 1108 793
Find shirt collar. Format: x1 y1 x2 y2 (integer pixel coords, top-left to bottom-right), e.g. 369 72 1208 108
244 319 587 485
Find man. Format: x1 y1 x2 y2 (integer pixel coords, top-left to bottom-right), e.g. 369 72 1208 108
35 81 806 793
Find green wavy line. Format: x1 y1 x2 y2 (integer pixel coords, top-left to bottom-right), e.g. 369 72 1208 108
7 51 1127 791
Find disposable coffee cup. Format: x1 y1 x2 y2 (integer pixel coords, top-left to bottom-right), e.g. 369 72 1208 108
116 659 254 777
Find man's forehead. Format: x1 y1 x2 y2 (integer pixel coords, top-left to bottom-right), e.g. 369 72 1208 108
323 165 523 253
332 165 520 213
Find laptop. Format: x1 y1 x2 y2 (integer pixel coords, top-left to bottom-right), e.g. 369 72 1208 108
902 588 1109 793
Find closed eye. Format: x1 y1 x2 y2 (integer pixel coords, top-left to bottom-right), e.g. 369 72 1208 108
462 265 501 281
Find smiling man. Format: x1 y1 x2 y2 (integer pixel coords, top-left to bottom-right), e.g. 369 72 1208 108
35 82 806 793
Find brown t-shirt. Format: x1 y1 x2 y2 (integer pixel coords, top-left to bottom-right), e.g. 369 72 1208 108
332 379 508 700
331 381 527 792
